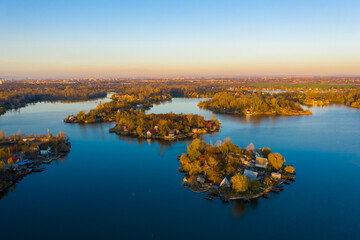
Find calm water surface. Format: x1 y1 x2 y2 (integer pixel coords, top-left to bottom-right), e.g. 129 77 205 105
0 98 359 240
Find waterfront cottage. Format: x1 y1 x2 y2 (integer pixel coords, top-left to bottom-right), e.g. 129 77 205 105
255 157 268 169
244 169 258 180
147 130 156 137
197 176 205 183
168 130 175 138
271 172 282 179
39 145 51 155
220 177 230 189
6 157 21 164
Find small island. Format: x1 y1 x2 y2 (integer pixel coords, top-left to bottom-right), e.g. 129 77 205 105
109 111 221 140
64 92 171 124
0 130 71 193
179 138 295 201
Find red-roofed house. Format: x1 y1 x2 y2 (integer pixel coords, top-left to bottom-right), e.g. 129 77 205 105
6 157 21 164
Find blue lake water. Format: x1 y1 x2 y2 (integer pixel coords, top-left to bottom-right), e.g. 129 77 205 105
0 98 359 240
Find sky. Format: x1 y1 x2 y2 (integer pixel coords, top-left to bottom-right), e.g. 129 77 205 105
1 0 360 78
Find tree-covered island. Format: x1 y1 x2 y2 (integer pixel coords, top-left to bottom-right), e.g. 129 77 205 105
179 138 295 201
198 92 312 116
0 130 71 194
109 111 221 140
64 91 171 123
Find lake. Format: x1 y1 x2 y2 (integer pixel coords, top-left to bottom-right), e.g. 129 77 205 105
0 98 359 240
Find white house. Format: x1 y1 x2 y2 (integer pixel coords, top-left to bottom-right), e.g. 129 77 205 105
255 157 268 169
271 172 282 179
243 169 258 180
220 177 230 189
39 146 51 155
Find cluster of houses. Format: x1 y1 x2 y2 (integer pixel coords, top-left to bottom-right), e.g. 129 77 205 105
184 146 292 193
1 145 52 171
113 121 218 140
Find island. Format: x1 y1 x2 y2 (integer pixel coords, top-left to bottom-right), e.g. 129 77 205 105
0 130 71 193
178 138 295 201
198 92 312 116
109 111 221 140
64 91 171 123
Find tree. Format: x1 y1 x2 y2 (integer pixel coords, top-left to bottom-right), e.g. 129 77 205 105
0 161 5 174
0 149 6 159
284 165 295 174
268 153 285 170
186 114 193 126
57 131 67 140
7 158 14 170
231 173 248 192
248 179 260 193
0 130 5 141
262 147 272 158
136 126 143 136
187 139 201 162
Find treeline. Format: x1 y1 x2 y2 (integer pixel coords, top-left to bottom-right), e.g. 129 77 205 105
296 90 360 108
198 92 312 116
0 82 108 116
2 78 359 117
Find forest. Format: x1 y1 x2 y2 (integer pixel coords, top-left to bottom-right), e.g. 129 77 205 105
198 92 312 116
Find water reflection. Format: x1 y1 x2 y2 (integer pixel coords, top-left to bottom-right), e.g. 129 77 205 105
232 200 247 217
231 198 260 217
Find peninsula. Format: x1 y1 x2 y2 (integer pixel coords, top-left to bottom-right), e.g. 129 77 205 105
0 130 71 193
198 92 312 116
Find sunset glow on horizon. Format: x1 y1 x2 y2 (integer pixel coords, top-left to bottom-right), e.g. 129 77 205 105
1 0 360 78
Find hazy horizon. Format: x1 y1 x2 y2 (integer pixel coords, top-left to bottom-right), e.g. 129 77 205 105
1 0 360 78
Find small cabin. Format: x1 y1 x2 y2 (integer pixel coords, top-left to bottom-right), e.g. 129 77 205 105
255 157 268 169
168 130 176 138
220 177 230 189
147 130 156 137
244 169 258 180
271 172 282 179
39 145 51 155
197 176 205 183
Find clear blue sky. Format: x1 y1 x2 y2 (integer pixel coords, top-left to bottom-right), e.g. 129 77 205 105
1 0 359 78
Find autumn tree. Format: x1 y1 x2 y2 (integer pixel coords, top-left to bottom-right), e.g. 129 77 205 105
268 153 285 170
57 131 67 140
187 139 201 161
284 165 295 174
0 149 6 159
0 130 5 141
262 147 272 158
248 179 260 193
231 173 248 192
0 161 5 173
7 158 14 170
